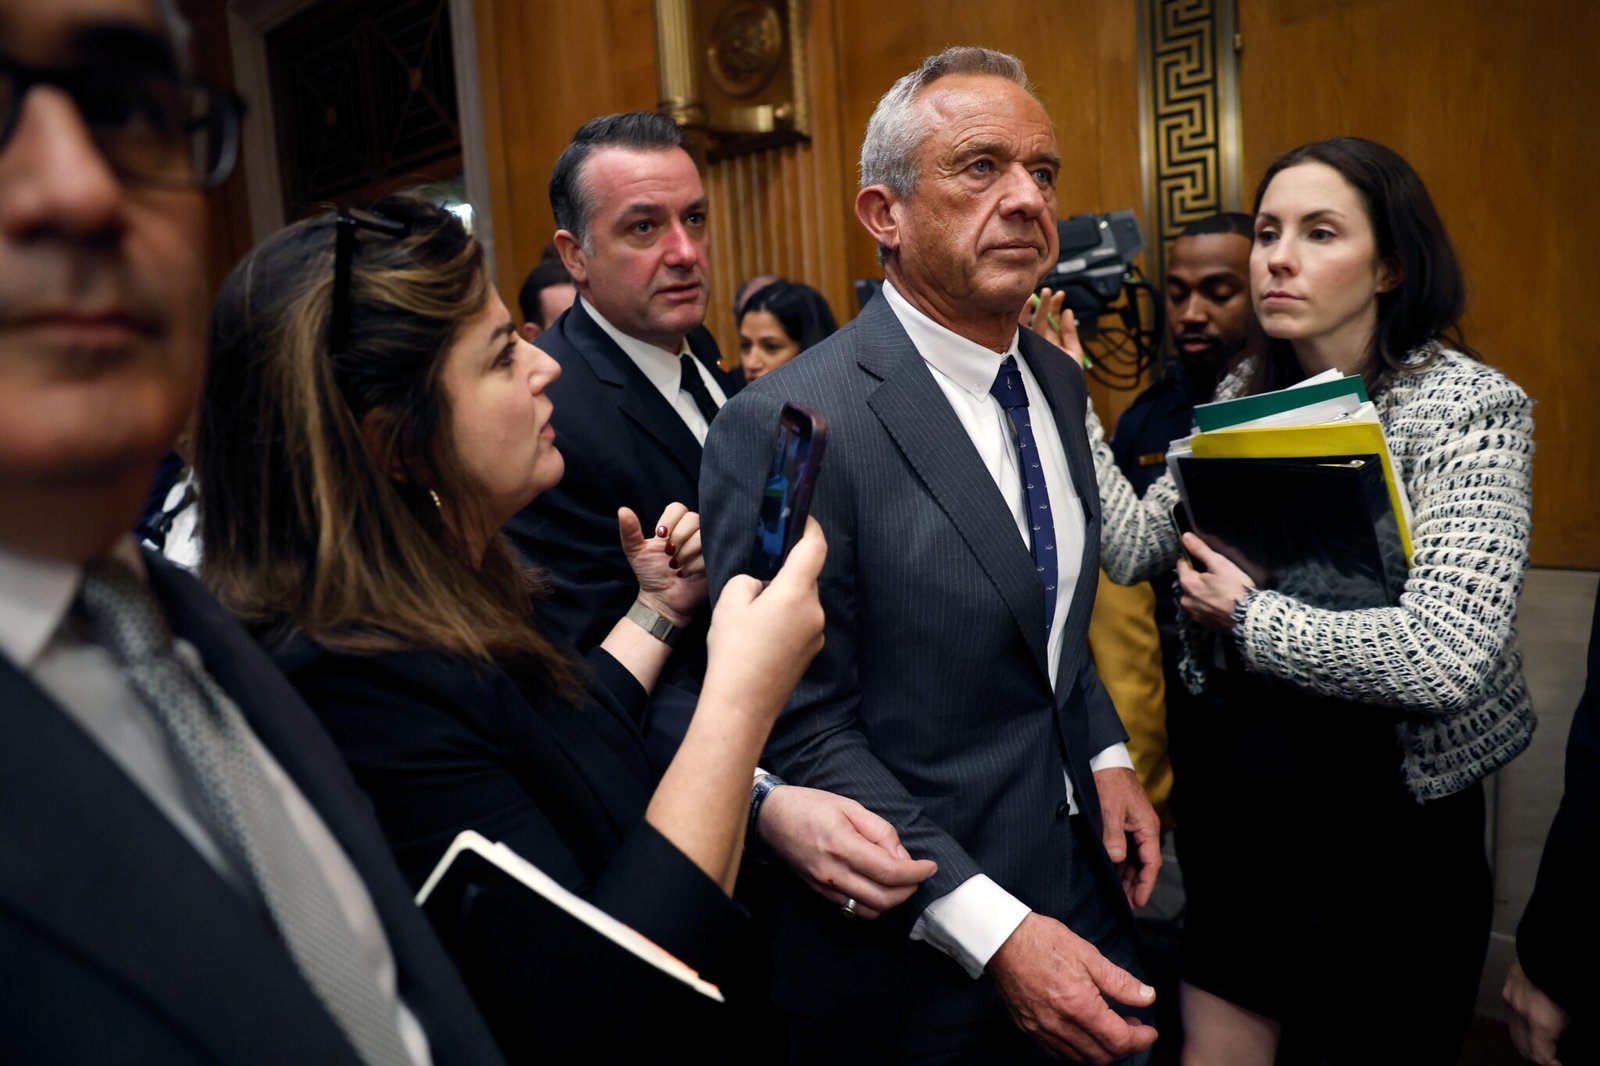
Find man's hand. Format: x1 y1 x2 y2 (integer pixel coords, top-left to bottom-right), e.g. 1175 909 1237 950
1503 960 1570 1064
1094 767 1161 909
759 784 937 919
989 912 1157 1063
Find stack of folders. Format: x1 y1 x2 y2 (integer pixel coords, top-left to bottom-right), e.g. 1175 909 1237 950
1166 370 1413 610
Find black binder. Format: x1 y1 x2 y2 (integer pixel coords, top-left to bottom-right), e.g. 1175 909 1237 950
1175 453 1409 610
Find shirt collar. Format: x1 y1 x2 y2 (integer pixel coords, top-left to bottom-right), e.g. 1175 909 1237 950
880 280 1021 398
579 294 692 398
0 535 145 670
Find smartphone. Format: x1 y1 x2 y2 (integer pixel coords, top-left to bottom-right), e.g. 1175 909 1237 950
752 403 829 581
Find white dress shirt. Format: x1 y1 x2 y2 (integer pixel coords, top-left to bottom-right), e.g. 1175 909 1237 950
0 538 433 1066
581 295 728 444
881 280 1134 978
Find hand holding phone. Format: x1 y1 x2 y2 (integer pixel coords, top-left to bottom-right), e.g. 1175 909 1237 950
752 403 828 581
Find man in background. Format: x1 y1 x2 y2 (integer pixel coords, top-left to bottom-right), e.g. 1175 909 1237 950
0 0 501 1062
1088 210 1256 818
504 112 742 752
515 245 575 342
1079 211 1256 1062
506 111 741 658
1111 211 1254 491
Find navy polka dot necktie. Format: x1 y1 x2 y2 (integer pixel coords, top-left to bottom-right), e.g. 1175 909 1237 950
989 357 1058 633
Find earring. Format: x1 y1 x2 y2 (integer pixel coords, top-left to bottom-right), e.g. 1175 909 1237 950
428 489 443 512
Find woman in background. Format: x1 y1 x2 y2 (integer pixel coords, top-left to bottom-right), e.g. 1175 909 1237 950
196 192 826 1061
1084 138 1534 1065
736 279 838 383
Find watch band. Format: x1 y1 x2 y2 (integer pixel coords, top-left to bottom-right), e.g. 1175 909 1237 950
625 599 684 648
746 772 787 864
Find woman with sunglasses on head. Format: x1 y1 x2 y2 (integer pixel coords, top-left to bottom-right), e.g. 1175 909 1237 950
735 279 838 384
1077 139 1533 1065
196 192 827 1061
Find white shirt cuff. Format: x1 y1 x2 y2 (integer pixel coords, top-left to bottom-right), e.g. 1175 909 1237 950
909 874 1030 979
1090 743 1135 774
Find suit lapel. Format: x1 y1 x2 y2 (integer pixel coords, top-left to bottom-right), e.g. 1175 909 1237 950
1017 332 1103 663
0 658 361 1065
856 300 1051 680
562 302 704 482
144 558 503 1063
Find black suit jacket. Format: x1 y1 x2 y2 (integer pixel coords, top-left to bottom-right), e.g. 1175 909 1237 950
701 295 1133 1023
0 552 503 1066
1517 588 1599 1060
271 638 745 1061
506 299 741 656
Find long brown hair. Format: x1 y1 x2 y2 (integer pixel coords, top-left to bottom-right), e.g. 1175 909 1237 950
1245 137 1474 397
197 191 583 701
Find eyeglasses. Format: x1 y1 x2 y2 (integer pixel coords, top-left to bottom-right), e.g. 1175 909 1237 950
0 53 245 190
330 208 411 356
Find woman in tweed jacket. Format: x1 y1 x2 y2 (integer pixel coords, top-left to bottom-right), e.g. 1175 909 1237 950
1087 139 1534 1065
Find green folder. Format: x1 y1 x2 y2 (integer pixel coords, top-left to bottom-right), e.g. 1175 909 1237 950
1193 374 1369 432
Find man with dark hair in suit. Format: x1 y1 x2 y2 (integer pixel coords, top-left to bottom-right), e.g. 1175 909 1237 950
1087 209 1259 817
505 111 741 666
0 1 503 1062
510 108 935 942
702 46 1161 1064
515 246 575 342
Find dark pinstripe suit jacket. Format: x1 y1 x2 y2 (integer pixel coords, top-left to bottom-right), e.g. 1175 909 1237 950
702 294 1132 1022
0 552 504 1064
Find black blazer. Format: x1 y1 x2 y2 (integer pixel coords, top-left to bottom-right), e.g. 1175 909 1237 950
1517 589 1599 1061
0 552 503 1066
701 295 1133 1023
506 299 741 656
272 638 745 1061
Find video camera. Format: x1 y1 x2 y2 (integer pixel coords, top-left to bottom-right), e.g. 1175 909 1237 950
1039 210 1145 320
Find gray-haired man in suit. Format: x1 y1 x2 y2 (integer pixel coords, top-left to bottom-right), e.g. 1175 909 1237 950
702 47 1162 1064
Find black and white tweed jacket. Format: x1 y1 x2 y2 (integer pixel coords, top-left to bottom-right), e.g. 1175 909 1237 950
1089 345 1536 802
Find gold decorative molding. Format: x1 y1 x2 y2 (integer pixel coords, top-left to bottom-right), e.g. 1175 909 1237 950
1137 0 1243 294
655 0 709 127
654 0 810 158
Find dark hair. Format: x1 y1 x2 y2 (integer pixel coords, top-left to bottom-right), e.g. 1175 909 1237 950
738 280 839 353
197 190 582 700
732 274 780 318
517 254 572 327
1248 136 1469 395
548 112 687 247
1180 211 1254 240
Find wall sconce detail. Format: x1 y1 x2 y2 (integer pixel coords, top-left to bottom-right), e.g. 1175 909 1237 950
655 0 810 159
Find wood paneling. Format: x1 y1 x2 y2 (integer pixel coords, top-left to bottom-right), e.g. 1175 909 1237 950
1239 0 1600 567
472 0 660 292
699 0 854 364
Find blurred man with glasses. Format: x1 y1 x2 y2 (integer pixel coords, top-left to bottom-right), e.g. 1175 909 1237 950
0 2 503 1062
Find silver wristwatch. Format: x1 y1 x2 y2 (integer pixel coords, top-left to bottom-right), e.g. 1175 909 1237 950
625 600 684 648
